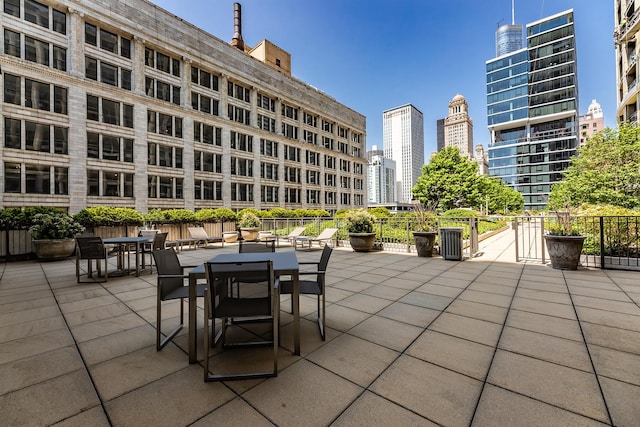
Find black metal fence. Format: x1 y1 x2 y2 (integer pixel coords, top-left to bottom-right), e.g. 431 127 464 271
514 215 640 271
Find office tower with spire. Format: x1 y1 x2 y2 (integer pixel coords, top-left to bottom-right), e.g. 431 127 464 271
487 9 578 210
383 104 424 203
496 0 523 56
444 94 474 158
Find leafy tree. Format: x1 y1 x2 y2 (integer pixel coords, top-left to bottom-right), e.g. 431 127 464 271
413 147 484 211
484 177 524 214
549 123 640 209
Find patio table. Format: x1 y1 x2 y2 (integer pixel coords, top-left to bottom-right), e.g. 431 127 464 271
103 236 153 277
188 251 300 364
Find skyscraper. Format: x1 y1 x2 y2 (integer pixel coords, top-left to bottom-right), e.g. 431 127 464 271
366 145 397 204
615 0 639 123
487 9 578 211
444 94 474 158
495 1 523 56
383 104 424 203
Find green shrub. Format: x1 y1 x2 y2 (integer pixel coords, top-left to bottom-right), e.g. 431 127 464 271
368 207 391 218
345 209 376 233
164 209 196 224
238 211 261 228
30 213 84 239
74 206 143 226
442 208 479 218
195 208 236 222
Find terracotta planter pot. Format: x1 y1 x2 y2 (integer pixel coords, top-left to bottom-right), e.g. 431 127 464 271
32 238 76 260
348 232 376 252
544 235 585 270
413 231 437 257
222 231 239 243
240 228 259 241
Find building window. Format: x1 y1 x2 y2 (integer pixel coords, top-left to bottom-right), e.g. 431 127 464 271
257 114 276 132
84 23 130 58
228 104 250 125
195 179 222 200
281 103 298 120
87 95 133 127
231 183 253 201
227 81 250 102
17 0 67 34
303 112 317 127
4 162 21 193
230 157 253 176
304 130 317 145
230 131 253 152
191 92 219 115
194 122 221 145
261 185 279 203
145 47 180 76
260 162 279 180
191 66 219 90
260 139 278 157
194 151 222 173
148 176 183 199
25 164 50 194
148 143 182 168
284 145 300 161
257 93 275 111
146 77 180 105
148 110 183 138
282 123 298 139
285 188 300 203
85 56 131 90
284 166 301 183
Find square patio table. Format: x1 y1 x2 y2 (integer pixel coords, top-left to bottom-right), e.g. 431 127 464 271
188 251 300 363
103 236 153 277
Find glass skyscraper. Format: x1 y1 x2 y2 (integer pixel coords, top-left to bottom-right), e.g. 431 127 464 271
487 10 578 211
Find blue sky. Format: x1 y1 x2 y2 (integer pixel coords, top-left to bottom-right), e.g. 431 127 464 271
151 0 616 158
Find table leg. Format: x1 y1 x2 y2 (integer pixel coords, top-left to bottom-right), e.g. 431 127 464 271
188 273 197 364
293 270 300 355
135 242 140 276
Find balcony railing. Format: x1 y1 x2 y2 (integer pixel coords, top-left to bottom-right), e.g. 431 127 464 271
615 9 640 43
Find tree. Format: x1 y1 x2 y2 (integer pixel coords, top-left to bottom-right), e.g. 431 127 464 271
412 147 484 211
484 177 524 214
549 123 640 209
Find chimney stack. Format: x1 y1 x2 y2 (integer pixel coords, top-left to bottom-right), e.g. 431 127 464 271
230 2 244 51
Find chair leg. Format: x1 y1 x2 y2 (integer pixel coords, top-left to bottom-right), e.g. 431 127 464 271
318 294 325 340
157 297 184 350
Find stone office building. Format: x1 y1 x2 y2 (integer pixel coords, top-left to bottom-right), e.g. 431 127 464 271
1 0 367 214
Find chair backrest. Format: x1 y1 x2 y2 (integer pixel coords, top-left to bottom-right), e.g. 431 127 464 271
76 236 106 260
152 248 185 299
152 232 168 250
205 260 274 318
239 240 275 253
287 227 306 238
318 244 333 272
188 226 209 239
315 228 338 240
139 229 158 237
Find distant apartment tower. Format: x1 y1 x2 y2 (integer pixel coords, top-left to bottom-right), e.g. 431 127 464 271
487 9 579 211
444 94 473 158
383 104 424 203
0 0 366 213
615 0 639 123
475 145 489 176
436 118 445 151
579 99 604 145
367 145 397 204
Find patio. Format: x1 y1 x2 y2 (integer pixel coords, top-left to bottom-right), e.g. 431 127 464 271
1 230 639 426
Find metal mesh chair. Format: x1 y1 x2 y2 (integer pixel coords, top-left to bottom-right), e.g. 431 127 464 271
142 232 168 272
280 244 332 340
75 236 108 283
152 248 206 351
204 259 279 381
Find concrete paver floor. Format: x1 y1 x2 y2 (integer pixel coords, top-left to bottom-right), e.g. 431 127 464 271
1 230 639 426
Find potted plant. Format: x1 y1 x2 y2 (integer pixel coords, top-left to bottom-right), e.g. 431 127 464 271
238 211 261 241
30 212 84 260
345 209 376 252
544 208 585 270
412 202 438 257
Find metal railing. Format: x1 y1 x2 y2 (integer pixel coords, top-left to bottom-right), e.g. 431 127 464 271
514 215 640 271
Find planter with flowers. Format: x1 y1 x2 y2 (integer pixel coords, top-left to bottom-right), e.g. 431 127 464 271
30 212 85 260
346 210 377 252
544 209 585 270
238 211 261 241
412 202 438 257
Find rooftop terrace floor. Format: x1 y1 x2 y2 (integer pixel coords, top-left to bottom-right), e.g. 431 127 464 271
1 231 639 426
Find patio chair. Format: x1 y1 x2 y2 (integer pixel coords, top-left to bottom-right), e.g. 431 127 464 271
75 235 109 283
239 239 276 253
203 259 280 381
152 248 206 351
277 226 306 246
142 232 168 272
280 244 332 340
294 227 338 250
188 226 224 249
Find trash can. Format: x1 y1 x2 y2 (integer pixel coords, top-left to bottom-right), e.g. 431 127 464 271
440 227 463 260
